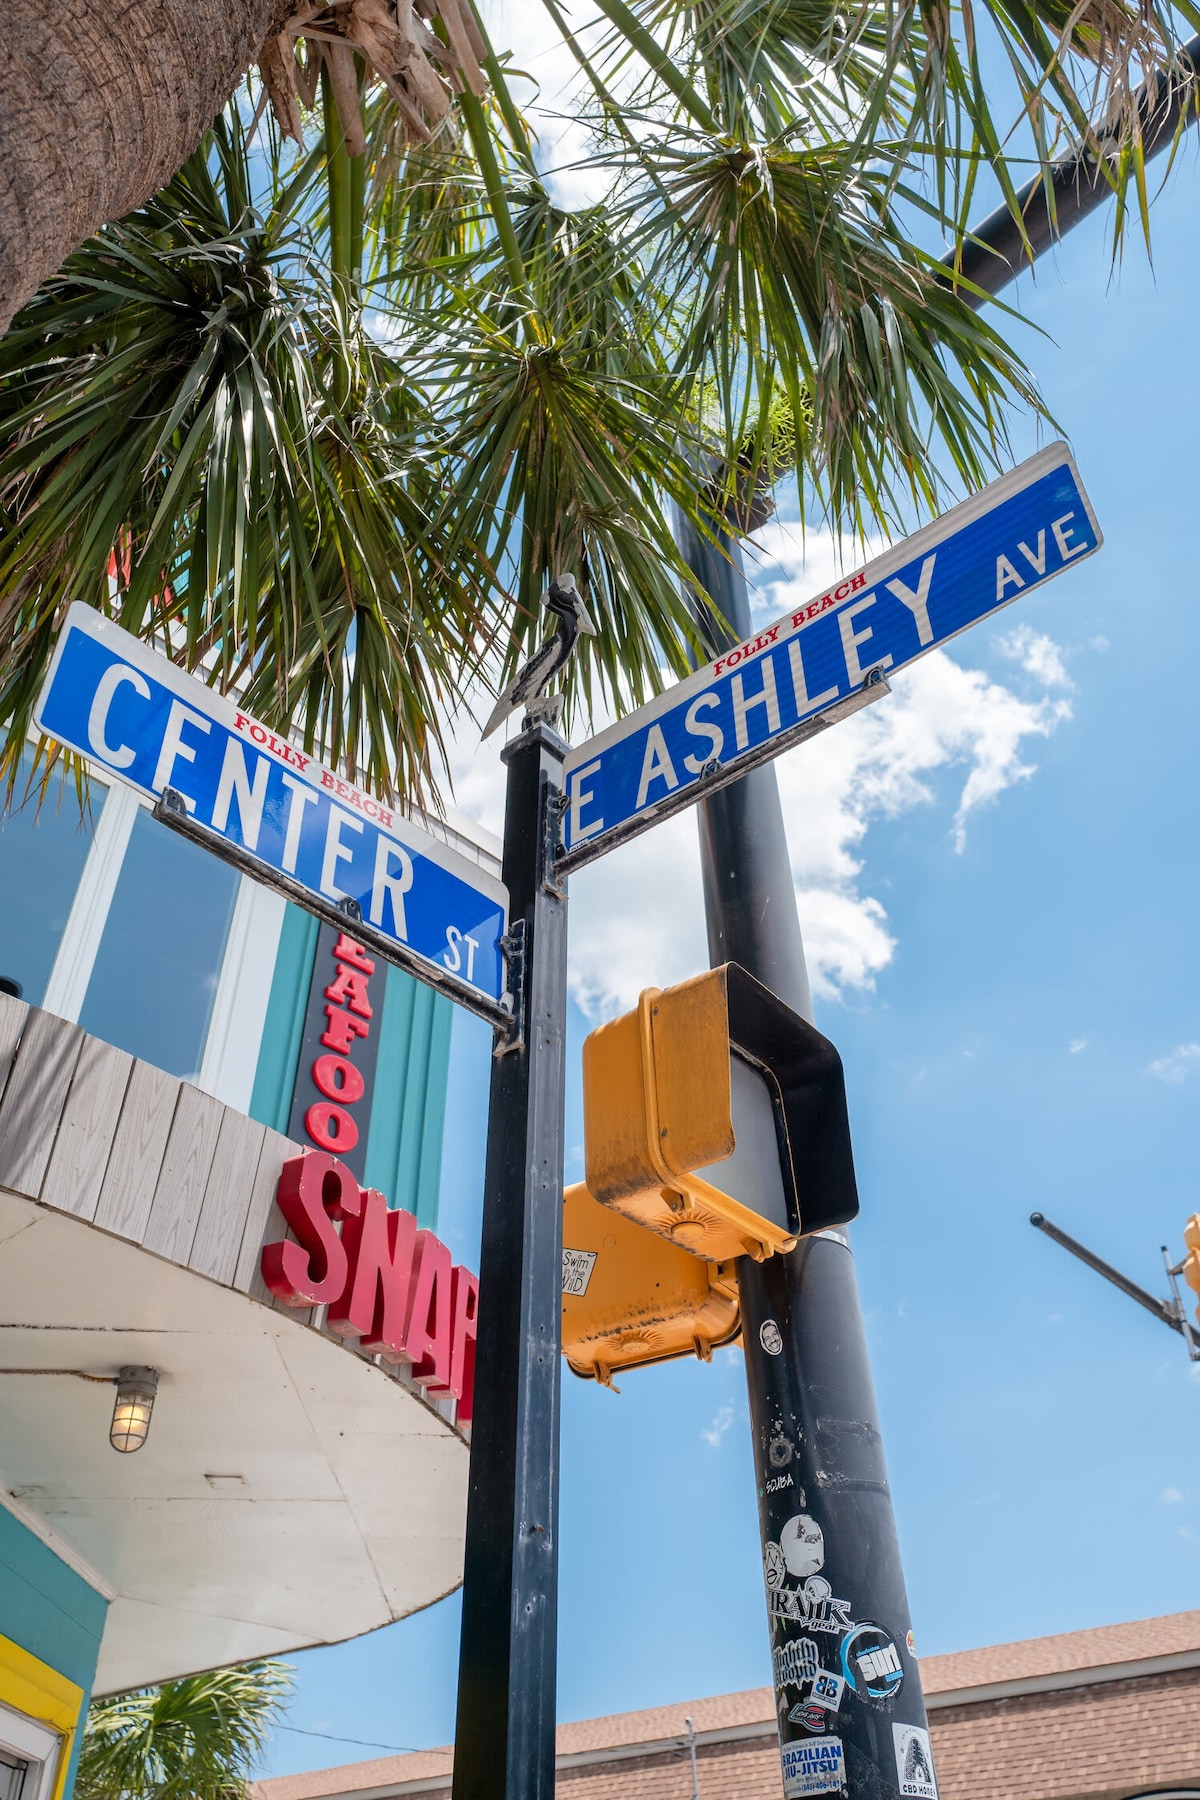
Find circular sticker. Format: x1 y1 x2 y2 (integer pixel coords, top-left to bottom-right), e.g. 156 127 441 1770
906 1629 916 1655
768 1434 794 1468
841 1622 905 1705
759 1319 784 1355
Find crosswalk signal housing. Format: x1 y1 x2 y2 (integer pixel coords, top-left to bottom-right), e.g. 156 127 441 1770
582 963 857 1263
1183 1215 1200 1322
561 1182 740 1385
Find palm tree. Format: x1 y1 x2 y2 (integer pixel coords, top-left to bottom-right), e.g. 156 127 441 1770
75 1663 291 1800
1 0 1195 806
4 0 1195 334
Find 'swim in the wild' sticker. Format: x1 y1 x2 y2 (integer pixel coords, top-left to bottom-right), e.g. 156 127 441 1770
893 1724 938 1799
561 1248 598 1296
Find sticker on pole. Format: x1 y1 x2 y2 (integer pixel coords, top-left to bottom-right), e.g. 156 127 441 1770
780 1736 846 1796
33 605 509 1012
893 1724 938 1799
560 443 1101 870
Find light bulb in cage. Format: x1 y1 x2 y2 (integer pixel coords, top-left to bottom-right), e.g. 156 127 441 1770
110 1367 158 1454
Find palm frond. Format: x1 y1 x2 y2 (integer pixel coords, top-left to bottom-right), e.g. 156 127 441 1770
424 189 715 721
0 109 501 803
76 1662 291 1800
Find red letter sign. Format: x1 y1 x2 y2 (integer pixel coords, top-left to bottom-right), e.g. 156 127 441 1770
261 1152 361 1306
329 1187 417 1359
261 1152 479 1423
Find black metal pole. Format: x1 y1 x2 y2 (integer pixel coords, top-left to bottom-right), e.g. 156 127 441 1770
678 512 933 1800
1029 1211 1183 1334
943 35 1200 300
452 721 569 1800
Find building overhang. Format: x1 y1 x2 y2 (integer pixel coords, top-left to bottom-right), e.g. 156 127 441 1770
0 995 468 1694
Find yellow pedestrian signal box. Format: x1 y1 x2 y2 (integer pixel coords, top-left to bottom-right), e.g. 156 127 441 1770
581 963 858 1264
1183 1215 1200 1321
561 1183 740 1386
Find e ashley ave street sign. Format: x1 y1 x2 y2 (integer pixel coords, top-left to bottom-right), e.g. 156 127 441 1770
557 442 1101 874
34 604 509 1022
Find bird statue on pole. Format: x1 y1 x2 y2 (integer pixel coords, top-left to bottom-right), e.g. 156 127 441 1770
481 575 597 740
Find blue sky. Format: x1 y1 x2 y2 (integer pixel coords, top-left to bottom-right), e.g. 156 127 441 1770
258 96 1200 1786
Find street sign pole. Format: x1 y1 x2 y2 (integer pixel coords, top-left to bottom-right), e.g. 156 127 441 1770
676 512 935 1799
451 720 569 1800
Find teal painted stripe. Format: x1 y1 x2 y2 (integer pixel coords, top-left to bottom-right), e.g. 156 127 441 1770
0 1507 105 1694
363 968 452 1228
416 999 452 1226
248 906 319 1133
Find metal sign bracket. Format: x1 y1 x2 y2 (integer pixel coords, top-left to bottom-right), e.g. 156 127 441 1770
495 917 528 1058
152 787 511 1031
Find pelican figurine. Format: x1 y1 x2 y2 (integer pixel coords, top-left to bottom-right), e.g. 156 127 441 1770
481 575 597 740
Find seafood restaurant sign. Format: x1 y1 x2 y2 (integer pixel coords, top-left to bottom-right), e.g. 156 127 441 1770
558 442 1102 872
263 1150 478 1422
34 605 509 1018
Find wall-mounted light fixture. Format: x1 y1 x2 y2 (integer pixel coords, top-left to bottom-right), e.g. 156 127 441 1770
109 1367 159 1454
0 1364 162 1451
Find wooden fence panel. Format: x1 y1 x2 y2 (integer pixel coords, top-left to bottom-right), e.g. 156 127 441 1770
189 1109 267 1285
93 1060 180 1242
40 1035 133 1220
0 1010 83 1197
143 1085 226 1263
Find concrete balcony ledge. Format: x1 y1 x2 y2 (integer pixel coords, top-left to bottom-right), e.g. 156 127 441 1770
0 994 467 1694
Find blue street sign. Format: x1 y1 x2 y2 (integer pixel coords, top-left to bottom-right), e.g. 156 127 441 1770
34 606 509 1014
559 443 1102 871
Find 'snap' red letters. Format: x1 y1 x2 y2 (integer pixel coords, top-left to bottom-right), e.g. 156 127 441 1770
261 1152 361 1306
328 1186 417 1359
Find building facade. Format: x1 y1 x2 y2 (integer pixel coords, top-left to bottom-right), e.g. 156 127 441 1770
251 1611 1200 1800
0 757 497 1800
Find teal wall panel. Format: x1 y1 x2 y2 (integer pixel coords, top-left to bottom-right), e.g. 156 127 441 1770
363 969 453 1227
248 906 319 1133
0 1508 105 1693
0 1504 106 1795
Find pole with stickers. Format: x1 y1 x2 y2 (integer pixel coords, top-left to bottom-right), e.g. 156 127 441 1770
675 515 937 1800
553 447 1100 1800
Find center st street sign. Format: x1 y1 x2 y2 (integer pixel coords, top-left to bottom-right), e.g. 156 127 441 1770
557 442 1101 874
33 604 510 1022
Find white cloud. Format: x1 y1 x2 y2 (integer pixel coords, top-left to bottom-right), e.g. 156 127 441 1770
479 0 617 208
995 623 1074 689
744 522 888 625
439 528 1074 1022
1162 1485 1186 1504
1069 1038 1088 1054
701 1401 736 1448
1147 1044 1200 1084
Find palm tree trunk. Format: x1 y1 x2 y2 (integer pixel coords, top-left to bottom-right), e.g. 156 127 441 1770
0 0 288 333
